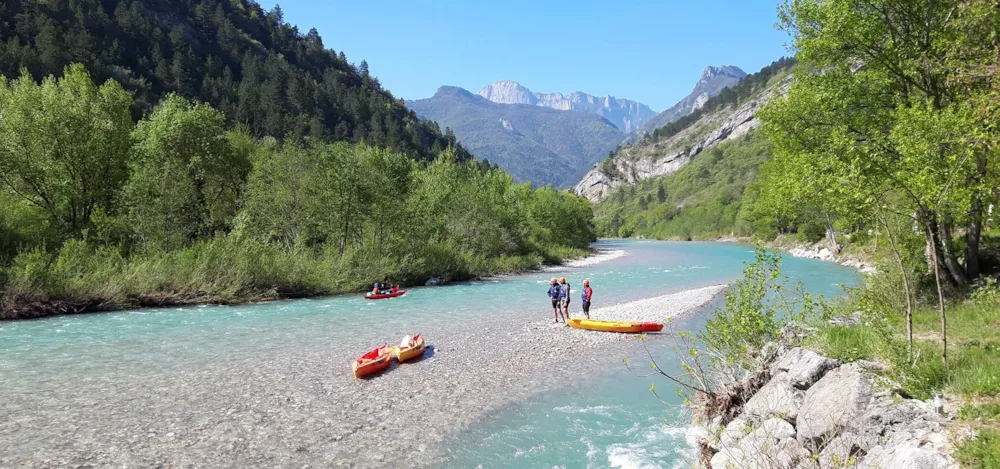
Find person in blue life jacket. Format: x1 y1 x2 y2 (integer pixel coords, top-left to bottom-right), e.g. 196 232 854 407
547 278 563 323
581 279 593 319
559 277 571 321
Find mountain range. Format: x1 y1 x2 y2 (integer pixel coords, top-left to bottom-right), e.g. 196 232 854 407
477 80 657 133
407 87 623 188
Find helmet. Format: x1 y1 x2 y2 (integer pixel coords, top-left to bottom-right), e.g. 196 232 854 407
583 279 590 286
551 278 558 284
559 277 566 283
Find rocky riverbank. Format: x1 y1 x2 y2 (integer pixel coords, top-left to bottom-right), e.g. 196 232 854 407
702 344 955 468
0 284 726 469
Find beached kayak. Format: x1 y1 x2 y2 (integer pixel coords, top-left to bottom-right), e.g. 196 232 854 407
567 318 663 333
393 334 425 363
364 290 407 300
352 345 392 378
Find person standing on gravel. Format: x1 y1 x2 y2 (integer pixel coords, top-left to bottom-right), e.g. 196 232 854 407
548 278 563 323
559 277 571 321
581 279 592 319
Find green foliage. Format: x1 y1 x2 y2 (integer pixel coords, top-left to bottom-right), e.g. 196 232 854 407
0 64 133 236
955 429 1000 469
700 248 817 375
125 95 252 249
958 403 1000 422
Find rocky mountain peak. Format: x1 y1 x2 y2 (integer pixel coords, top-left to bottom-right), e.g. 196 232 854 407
700 65 747 82
477 80 537 105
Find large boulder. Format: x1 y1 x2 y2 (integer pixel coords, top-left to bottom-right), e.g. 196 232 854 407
743 373 804 422
860 445 955 469
796 364 873 449
771 348 839 389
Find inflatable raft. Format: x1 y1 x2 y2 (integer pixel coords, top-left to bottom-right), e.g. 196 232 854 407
352 345 392 378
567 318 663 333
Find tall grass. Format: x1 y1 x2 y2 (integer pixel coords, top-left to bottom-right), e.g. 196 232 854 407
0 236 586 318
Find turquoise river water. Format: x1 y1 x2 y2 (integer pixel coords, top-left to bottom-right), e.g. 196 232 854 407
0 240 859 468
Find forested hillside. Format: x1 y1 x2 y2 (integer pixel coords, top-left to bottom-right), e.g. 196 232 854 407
0 2 594 319
0 0 468 161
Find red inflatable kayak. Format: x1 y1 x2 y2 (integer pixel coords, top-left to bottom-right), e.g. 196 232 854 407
364 289 407 300
352 345 392 378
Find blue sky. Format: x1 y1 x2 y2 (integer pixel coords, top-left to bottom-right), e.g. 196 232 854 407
256 1 791 111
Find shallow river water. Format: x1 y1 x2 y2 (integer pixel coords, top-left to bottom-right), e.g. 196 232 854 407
0 240 858 468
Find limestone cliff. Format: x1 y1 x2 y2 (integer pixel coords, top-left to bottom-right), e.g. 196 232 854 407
573 75 791 203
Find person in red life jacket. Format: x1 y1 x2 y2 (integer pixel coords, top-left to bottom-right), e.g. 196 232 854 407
581 279 593 319
547 278 562 323
559 277 571 321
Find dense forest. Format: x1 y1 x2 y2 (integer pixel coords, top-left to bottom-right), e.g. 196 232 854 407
0 0 469 161
0 2 594 319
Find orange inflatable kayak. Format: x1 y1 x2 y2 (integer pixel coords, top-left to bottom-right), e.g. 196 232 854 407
567 318 663 333
393 334 425 363
352 345 392 378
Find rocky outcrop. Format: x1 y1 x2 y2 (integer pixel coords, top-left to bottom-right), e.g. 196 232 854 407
634 65 748 141
477 80 657 132
786 244 878 274
704 347 956 469
573 76 791 202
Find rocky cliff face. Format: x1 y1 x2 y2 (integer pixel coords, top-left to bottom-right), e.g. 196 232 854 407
631 65 747 142
477 80 657 133
573 75 790 202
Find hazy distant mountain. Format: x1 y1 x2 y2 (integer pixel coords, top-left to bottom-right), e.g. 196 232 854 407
408 86 623 188
477 80 657 133
631 65 747 142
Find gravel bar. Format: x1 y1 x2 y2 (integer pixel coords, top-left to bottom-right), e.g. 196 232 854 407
1 285 727 469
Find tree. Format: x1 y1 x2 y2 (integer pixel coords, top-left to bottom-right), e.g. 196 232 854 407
0 64 133 237
124 94 250 249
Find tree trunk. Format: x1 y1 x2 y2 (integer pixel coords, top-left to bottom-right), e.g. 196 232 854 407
825 211 839 253
937 218 970 287
965 197 983 279
925 224 948 369
881 213 913 360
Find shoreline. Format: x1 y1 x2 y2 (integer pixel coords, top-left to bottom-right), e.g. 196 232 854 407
0 247 619 322
0 284 728 468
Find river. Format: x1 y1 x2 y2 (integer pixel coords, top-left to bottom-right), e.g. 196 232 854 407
0 240 858 468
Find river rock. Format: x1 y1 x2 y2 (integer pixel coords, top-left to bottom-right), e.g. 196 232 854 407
424 277 443 286
743 373 804 422
770 347 839 389
796 364 873 450
748 418 797 441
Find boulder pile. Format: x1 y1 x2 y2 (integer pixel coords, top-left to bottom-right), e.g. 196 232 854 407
704 347 955 469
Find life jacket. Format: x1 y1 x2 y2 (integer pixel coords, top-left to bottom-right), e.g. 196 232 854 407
582 286 592 302
560 283 570 298
548 285 561 297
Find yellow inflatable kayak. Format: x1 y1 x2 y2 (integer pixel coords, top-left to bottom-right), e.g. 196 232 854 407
567 318 664 333
393 334 425 363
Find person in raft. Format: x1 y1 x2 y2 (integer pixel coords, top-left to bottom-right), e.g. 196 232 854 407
581 279 593 319
559 277 571 321
548 278 563 323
